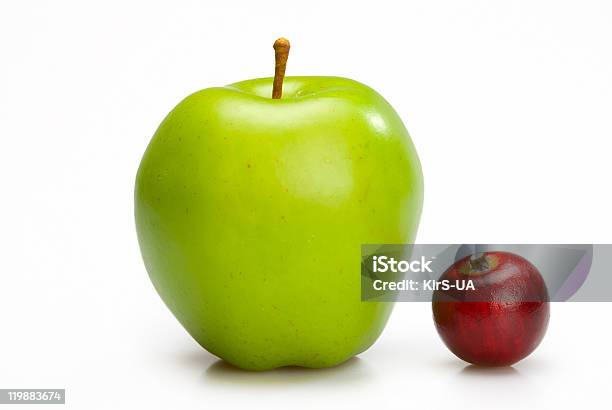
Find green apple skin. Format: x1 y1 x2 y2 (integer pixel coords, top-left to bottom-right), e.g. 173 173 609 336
135 76 423 370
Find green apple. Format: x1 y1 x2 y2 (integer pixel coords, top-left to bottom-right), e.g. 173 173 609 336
135 41 423 370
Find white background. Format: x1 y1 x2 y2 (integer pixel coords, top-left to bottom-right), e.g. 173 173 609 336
1 0 611 408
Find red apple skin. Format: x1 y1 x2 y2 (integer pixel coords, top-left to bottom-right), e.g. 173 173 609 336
432 251 550 366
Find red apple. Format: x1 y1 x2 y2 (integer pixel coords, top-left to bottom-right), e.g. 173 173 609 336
432 251 550 366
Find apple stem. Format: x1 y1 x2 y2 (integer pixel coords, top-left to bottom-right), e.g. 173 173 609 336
272 38 290 99
469 253 490 272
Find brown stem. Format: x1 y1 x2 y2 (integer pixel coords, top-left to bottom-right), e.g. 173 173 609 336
469 253 490 272
272 37 290 99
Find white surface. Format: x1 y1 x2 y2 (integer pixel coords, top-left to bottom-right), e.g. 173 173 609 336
1 0 611 408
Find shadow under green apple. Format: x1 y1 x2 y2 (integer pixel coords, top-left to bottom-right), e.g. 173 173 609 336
204 356 371 386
